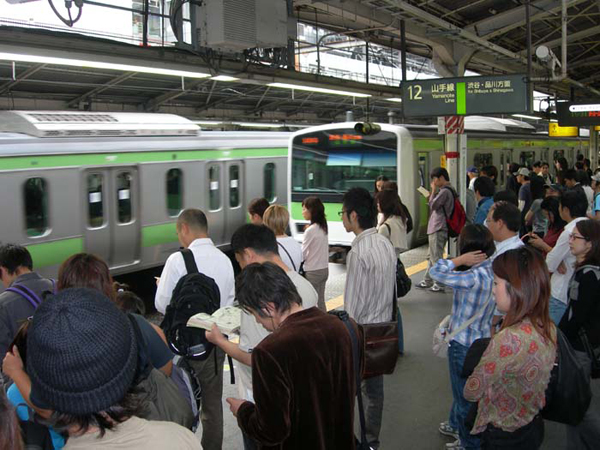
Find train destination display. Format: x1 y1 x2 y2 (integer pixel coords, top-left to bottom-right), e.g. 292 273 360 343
557 101 600 126
402 74 528 117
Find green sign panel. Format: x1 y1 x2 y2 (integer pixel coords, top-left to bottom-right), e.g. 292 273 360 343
402 74 529 117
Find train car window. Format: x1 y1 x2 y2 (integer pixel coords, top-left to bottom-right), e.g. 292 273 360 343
209 165 221 211
117 172 133 223
166 168 183 217
264 163 276 202
474 153 493 168
24 178 49 237
500 154 505 185
229 165 240 208
520 151 535 168
87 173 104 228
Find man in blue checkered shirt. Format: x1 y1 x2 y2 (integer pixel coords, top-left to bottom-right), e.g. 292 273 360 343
430 224 497 450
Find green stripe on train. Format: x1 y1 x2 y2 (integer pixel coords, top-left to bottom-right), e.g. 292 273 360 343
26 238 84 269
142 222 179 247
291 202 343 222
0 147 288 170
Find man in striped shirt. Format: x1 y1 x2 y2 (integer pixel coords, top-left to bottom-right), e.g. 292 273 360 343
341 187 396 450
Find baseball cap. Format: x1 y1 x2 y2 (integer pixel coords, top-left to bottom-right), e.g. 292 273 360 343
467 166 479 174
515 167 530 177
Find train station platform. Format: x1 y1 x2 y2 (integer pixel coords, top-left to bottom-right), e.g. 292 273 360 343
200 244 568 450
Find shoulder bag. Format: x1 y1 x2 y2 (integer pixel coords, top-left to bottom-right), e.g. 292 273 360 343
578 327 600 379
361 287 399 379
432 303 489 358
541 328 591 426
383 223 412 298
277 241 297 271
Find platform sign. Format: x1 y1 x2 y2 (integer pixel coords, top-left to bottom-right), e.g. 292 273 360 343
549 123 578 137
402 74 528 117
557 101 600 126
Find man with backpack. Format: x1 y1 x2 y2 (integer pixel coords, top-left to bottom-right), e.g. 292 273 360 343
418 167 460 293
155 208 235 450
0 244 54 385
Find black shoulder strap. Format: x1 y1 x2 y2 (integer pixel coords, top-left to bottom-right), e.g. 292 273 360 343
277 242 297 271
180 249 199 275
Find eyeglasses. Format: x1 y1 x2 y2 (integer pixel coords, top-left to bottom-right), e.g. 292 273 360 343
569 233 588 241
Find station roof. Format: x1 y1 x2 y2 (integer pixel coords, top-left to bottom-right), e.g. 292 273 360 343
0 1 598 125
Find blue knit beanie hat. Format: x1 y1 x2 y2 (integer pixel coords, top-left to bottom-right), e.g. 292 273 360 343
27 288 138 415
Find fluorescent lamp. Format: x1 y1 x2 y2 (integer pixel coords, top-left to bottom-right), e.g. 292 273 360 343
0 52 211 79
550 119 558 122
234 122 285 128
512 114 541 120
192 120 224 125
267 82 371 98
210 75 240 82
569 104 600 112
385 98 403 103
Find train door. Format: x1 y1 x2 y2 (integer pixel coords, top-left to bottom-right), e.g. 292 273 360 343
83 167 140 269
224 161 245 241
206 162 226 246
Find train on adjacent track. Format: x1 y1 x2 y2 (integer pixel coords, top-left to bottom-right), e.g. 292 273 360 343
0 111 589 279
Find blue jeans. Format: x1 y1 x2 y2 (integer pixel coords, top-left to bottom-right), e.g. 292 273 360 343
549 296 568 325
397 305 404 354
448 341 481 449
361 375 384 449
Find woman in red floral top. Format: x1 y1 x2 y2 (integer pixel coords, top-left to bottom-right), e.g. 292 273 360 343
464 247 557 449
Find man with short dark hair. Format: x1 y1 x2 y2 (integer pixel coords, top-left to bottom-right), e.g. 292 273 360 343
0 244 53 383
155 208 235 450
546 190 589 324
473 177 496 225
486 202 523 258
206 224 317 450
341 187 395 449
226 263 359 449
541 161 554 185
419 167 456 292
532 161 543 177
247 198 270 225
564 168 582 191
480 165 498 185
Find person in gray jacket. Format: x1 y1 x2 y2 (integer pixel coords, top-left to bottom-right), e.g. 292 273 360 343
0 244 53 383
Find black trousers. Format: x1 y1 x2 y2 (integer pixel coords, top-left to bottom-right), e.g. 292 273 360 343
480 415 544 450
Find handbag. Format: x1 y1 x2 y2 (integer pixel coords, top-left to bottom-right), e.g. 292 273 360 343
578 327 600 379
382 223 412 298
432 304 489 358
361 288 399 379
541 328 591 425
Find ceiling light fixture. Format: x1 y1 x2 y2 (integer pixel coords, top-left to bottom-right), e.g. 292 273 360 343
385 98 403 103
267 82 371 98
210 75 240 82
0 51 211 79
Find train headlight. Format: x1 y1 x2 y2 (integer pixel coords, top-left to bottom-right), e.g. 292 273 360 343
354 122 381 135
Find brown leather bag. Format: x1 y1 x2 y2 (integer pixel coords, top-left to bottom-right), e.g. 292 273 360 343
361 294 399 379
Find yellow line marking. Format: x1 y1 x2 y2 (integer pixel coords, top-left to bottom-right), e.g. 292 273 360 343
325 258 429 311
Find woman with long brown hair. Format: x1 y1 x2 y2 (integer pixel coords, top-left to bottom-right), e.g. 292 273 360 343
464 247 557 449
301 196 329 311
559 219 600 449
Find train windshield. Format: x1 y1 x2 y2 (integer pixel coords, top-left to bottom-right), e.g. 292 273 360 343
291 129 397 197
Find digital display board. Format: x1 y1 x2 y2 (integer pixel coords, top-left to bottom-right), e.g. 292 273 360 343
557 101 600 126
402 74 529 117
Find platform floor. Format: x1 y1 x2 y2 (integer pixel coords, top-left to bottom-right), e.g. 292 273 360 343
197 245 567 449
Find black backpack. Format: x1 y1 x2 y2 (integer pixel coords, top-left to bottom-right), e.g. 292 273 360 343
160 249 220 361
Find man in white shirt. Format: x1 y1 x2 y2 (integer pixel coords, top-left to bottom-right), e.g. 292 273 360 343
341 187 396 450
205 224 317 450
486 201 524 259
545 190 589 324
155 208 235 450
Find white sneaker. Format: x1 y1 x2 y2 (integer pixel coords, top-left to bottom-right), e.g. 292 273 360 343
417 280 432 289
430 282 445 293
445 439 465 450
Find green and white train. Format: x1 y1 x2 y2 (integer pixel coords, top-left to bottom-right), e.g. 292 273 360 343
0 111 289 278
288 119 589 248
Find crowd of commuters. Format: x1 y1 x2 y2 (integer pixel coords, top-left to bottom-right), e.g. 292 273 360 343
0 153 599 450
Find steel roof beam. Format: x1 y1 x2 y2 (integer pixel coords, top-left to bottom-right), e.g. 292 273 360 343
145 79 213 111
67 71 136 108
538 24 600 49
0 63 46 96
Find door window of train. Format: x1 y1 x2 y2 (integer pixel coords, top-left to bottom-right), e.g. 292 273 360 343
87 174 104 228
24 178 49 237
553 150 565 164
474 153 493 169
520 151 535 168
418 153 427 188
166 168 183 217
209 165 221 211
264 163 276 202
229 165 240 208
291 130 397 193
117 172 133 223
